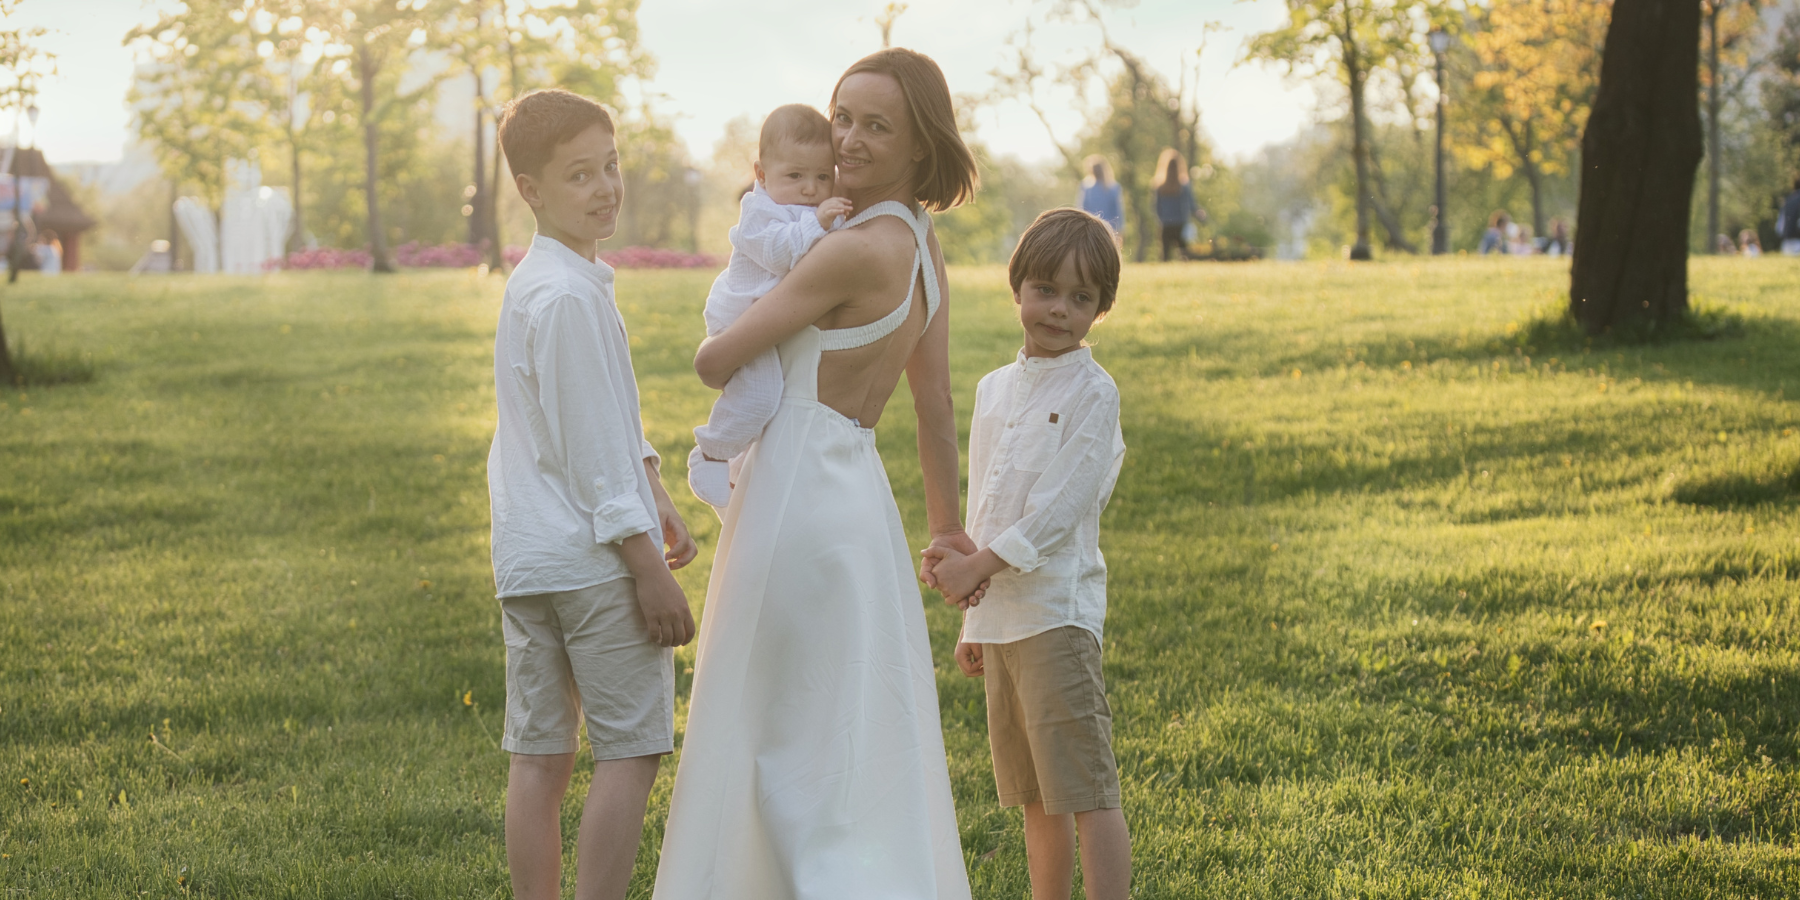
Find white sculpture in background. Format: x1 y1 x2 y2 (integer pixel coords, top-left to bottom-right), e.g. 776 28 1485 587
173 160 294 275
172 196 220 274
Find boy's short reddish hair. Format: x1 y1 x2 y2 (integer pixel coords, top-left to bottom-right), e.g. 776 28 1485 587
1008 208 1122 314
498 89 614 179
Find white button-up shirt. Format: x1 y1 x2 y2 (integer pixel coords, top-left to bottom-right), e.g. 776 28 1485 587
961 347 1126 645
488 235 661 598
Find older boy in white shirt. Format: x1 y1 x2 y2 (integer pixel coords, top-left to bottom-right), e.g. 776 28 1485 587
686 103 852 509
923 208 1131 900
490 89 697 900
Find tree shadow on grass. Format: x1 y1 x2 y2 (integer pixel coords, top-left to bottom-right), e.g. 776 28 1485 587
1106 300 1800 401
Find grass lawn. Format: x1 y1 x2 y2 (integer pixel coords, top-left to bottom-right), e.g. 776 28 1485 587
2 256 1798 898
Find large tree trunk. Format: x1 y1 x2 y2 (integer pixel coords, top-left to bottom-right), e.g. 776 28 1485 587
1365 140 1420 253
359 45 394 274
0 300 14 384
489 128 505 271
1569 0 1703 334
1344 10 1374 261
1706 0 1722 252
287 131 304 256
470 97 486 248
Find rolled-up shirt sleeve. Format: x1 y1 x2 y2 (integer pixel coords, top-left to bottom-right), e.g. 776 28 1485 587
987 385 1124 573
531 294 659 546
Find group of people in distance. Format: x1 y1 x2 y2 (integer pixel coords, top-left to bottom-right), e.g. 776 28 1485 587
1077 149 1209 261
1482 177 1800 259
486 48 1130 900
1478 210 1571 257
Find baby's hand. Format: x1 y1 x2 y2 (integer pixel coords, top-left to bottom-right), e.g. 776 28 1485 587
816 197 853 230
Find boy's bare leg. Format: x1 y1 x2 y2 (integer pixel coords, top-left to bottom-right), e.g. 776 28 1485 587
573 754 661 900
507 751 578 900
1021 801 1076 900
1075 807 1132 900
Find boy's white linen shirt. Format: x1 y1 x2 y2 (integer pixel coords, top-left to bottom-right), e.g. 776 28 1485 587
961 347 1126 646
489 234 662 598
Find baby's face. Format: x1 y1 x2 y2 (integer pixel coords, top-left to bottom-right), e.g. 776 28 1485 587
757 141 836 206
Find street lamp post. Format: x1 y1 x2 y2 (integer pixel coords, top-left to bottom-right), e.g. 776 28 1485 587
1429 30 1450 255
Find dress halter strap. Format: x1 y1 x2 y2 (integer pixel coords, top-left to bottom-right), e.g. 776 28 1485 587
818 200 940 352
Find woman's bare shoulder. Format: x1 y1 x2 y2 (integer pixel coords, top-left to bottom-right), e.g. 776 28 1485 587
802 216 913 281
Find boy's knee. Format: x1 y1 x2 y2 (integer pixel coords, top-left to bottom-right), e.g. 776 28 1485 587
510 751 577 779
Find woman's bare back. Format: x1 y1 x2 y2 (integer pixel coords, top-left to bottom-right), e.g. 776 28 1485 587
810 214 948 429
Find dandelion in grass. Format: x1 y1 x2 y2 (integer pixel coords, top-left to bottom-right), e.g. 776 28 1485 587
463 691 473 707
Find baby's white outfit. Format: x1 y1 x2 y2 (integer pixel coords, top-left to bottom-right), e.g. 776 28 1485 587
959 347 1126 647
689 183 833 508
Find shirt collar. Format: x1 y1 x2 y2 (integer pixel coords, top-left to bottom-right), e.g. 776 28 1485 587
1016 346 1092 371
531 233 615 287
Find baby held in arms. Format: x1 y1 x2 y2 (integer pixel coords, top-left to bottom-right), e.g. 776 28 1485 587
687 103 853 510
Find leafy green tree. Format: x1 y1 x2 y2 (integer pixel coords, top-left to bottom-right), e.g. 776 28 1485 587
1248 0 1451 258
301 0 452 273
126 4 268 212
0 0 54 376
1459 0 1609 237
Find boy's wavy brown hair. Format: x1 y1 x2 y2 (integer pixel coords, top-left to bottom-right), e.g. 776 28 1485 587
498 89 614 179
1008 208 1121 314
830 48 978 213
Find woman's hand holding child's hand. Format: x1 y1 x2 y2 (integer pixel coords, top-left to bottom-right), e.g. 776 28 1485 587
921 535 1004 611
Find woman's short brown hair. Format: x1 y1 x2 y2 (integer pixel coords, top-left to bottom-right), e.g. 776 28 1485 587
830 48 978 213
1009 208 1121 314
498 89 614 179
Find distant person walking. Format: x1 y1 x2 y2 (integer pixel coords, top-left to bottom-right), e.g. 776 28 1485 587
1078 155 1125 242
1151 148 1202 261
1479 210 1510 254
1780 179 1800 256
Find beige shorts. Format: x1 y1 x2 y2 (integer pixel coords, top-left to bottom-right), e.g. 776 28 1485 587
984 625 1121 815
500 577 675 759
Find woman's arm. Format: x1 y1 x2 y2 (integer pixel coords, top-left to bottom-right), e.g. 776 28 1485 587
693 229 877 389
907 227 963 540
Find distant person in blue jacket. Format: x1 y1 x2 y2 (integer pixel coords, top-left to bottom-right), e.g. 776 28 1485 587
1151 148 1203 261
1078 155 1124 243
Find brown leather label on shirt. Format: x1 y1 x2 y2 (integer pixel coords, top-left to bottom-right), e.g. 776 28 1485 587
1049 412 1059 424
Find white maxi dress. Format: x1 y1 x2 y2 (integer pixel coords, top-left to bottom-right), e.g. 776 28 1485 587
653 202 971 899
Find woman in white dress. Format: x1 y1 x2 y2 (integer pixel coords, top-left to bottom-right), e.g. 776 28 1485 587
653 49 979 899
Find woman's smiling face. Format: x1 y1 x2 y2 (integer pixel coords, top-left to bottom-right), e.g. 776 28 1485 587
832 72 925 201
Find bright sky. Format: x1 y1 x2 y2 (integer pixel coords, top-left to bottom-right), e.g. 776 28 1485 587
9 0 1316 168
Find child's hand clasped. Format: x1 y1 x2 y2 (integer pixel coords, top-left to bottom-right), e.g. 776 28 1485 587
919 535 1000 611
815 197 853 231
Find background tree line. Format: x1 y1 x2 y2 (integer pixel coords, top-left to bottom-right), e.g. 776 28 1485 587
124 0 703 272
115 0 1800 269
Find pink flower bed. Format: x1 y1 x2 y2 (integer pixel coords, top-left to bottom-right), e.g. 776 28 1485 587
503 244 720 269
274 248 373 270
394 241 485 268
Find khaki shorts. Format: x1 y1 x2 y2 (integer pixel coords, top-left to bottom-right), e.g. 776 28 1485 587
984 625 1121 815
500 577 675 759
